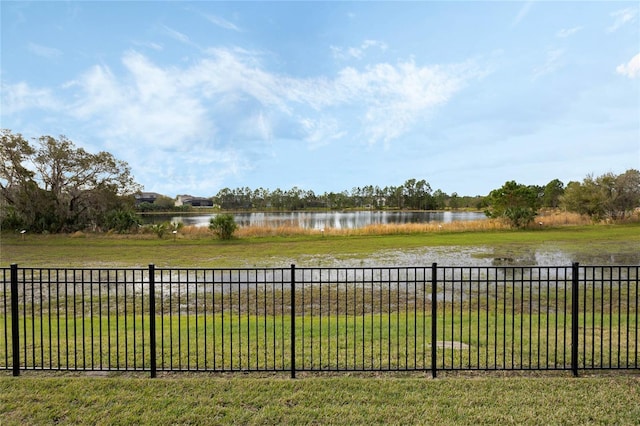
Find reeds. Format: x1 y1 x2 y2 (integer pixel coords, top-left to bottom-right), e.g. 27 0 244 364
172 211 593 239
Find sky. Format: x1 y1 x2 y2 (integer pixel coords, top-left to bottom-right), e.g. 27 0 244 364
1 1 639 198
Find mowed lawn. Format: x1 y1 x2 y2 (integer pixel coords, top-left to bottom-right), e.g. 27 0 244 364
3 311 637 372
2 224 639 424
1 374 640 425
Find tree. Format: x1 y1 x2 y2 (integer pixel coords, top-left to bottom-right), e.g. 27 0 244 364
209 214 238 239
542 179 564 208
449 192 460 210
485 181 540 228
0 130 34 201
612 169 640 218
154 195 176 210
562 177 607 221
0 130 141 232
0 130 37 229
397 179 433 209
432 189 448 210
562 170 640 221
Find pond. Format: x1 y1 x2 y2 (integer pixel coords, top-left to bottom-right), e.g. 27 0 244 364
146 211 487 230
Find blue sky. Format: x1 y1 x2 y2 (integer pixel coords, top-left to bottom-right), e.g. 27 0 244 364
1 1 638 197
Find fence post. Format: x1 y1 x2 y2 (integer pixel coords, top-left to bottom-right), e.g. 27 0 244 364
149 264 157 378
431 263 438 378
290 264 296 379
571 262 579 377
10 264 20 377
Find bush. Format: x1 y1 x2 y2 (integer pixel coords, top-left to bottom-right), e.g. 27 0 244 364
170 221 184 232
150 223 167 239
209 214 238 240
0 207 26 231
103 209 141 233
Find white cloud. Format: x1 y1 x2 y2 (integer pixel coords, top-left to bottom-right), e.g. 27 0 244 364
67 51 211 151
0 81 59 114
556 26 582 38
299 116 346 148
2 48 482 193
333 61 473 145
203 13 241 32
27 42 62 59
616 53 640 79
331 39 388 60
608 7 637 32
70 48 481 148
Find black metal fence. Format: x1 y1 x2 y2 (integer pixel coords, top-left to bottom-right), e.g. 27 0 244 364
1 264 638 377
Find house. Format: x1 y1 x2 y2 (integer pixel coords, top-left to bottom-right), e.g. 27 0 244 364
134 192 163 205
175 195 214 207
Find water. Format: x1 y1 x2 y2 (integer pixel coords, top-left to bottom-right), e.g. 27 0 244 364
155 210 487 230
269 245 640 268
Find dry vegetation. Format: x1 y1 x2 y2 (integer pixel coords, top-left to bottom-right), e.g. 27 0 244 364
174 211 592 239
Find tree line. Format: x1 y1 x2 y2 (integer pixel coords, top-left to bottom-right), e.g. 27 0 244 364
207 180 484 212
1 130 638 233
485 171 640 228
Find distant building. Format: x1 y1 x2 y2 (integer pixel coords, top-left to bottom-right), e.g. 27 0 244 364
134 192 163 205
175 195 214 207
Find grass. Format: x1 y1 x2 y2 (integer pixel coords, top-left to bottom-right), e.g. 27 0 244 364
1 374 639 424
2 221 639 267
3 309 637 372
1 219 639 424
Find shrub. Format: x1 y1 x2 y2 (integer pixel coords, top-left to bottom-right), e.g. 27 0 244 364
150 223 167 239
209 214 238 240
103 209 141 233
170 221 184 232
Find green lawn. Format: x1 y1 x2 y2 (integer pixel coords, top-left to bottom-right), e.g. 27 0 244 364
3 311 636 372
1 375 639 425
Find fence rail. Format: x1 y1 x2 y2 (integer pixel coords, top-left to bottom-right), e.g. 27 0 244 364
1 264 638 377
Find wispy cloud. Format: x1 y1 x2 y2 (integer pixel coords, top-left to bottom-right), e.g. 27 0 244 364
185 47 476 145
331 39 388 60
0 81 59 114
511 1 534 28
607 7 637 33
203 13 241 32
299 116 346 149
556 26 582 38
162 25 192 44
27 42 62 59
67 51 211 150
2 48 484 191
133 41 164 51
616 53 640 79
331 60 478 145
532 48 564 79
11 48 483 147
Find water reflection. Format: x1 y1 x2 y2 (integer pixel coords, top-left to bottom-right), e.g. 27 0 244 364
162 211 486 230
